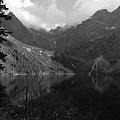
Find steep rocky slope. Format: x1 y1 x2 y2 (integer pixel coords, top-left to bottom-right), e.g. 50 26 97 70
0 34 72 75
0 12 52 50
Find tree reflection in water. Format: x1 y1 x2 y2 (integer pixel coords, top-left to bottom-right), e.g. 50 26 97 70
0 74 120 120
89 75 113 93
0 75 73 119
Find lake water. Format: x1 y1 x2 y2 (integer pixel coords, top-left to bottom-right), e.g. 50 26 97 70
0 74 120 120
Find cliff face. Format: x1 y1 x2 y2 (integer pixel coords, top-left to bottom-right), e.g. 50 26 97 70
0 35 72 75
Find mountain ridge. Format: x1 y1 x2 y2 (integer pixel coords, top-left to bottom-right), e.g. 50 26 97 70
0 12 53 50
1 6 120 74
1 6 120 53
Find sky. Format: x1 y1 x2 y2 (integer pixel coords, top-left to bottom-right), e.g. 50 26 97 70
5 0 120 31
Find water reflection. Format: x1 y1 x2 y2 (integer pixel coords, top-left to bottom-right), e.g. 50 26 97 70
89 75 113 93
0 83 9 107
0 74 120 120
0 75 71 106
89 74 120 93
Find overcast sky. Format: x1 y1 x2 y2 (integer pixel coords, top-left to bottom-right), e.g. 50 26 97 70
5 0 120 30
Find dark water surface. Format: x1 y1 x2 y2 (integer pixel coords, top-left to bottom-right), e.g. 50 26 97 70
0 74 120 120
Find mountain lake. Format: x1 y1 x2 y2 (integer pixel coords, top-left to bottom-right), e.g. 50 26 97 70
0 74 120 120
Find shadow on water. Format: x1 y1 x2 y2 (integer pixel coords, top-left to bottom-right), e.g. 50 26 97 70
0 74 120 120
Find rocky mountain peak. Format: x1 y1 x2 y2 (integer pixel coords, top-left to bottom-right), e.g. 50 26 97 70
112 5 120 14
92 9 110 19
115 5 120 11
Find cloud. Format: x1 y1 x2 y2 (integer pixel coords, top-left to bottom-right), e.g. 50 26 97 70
73 0 120 11
69 0 120 24
6 0 34 9
73 0 86 9
5 0 120 30
5 0 66 30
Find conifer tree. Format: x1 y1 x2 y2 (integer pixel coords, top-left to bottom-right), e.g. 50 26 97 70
0 0 12 36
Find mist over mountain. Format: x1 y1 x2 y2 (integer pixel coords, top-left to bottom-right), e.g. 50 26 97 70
51 5 120 74
1 6 119 54
0 12 52 50
51 6 120 55
1 6 120 74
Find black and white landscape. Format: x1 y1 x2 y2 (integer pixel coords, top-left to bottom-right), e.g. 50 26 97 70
1 0 120 120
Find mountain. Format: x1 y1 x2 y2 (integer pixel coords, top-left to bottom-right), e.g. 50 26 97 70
0 34 72 75
1 6 120 74
49 6 120 74
0 12 52 50
1 6 120 55
50 9 112 53
0 7 118 54
29 27 52 50
49 6 120 60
